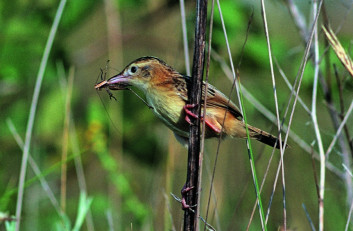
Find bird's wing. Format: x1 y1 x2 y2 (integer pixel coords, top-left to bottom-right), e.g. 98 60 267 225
181 75 243 120
203 83 243 120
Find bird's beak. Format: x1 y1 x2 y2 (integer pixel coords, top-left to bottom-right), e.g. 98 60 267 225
107 73 130 85
107 74 131 90
95 73 131 90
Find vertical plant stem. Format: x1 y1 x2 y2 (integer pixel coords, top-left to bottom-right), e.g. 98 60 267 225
15 0 67 230
259 0 286 228
184 0 207 230
239 82 267 231
311 2 325 231
179 0 191 76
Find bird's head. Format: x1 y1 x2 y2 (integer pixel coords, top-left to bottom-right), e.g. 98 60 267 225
103 56 178 93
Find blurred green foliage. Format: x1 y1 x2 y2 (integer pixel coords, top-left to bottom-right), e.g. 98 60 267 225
88 99 149 225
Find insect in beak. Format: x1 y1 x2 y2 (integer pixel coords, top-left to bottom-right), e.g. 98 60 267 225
95 79 118 101
95 68 121 101
94 80 108 89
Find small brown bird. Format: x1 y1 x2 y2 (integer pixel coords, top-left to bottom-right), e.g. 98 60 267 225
95 56 282 149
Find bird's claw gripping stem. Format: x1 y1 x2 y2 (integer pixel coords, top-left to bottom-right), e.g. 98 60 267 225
183 104 199 125
181 185 196 210
183 104 222 134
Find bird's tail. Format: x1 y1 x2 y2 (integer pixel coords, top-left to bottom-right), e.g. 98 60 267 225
247 124 285 149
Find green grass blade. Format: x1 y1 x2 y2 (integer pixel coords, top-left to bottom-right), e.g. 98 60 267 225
238 78 267 231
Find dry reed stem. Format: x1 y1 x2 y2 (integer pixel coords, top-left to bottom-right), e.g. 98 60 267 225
260 0 287 228
311 2 325 231
179 0 191 76
184 0 208 229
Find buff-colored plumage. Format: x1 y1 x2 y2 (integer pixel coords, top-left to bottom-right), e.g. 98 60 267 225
95 56 283 148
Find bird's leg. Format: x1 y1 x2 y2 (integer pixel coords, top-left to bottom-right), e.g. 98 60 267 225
183 104 222 134
181 184 195 210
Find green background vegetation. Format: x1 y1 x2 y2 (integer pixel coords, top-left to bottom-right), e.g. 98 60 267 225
0 0 352 230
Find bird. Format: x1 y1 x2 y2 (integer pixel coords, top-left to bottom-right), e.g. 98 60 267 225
95 56 284 149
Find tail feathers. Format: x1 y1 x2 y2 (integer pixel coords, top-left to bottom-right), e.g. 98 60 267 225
247 125 286 149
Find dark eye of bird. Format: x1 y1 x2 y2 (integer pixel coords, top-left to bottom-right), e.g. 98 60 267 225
130 66 137 73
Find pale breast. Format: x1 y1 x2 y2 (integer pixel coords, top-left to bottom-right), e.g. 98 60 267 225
146 88 187 134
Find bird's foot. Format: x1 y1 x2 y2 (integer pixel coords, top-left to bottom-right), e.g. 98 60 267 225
183 104 222 134
181 184 195 210
183 104 199 125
